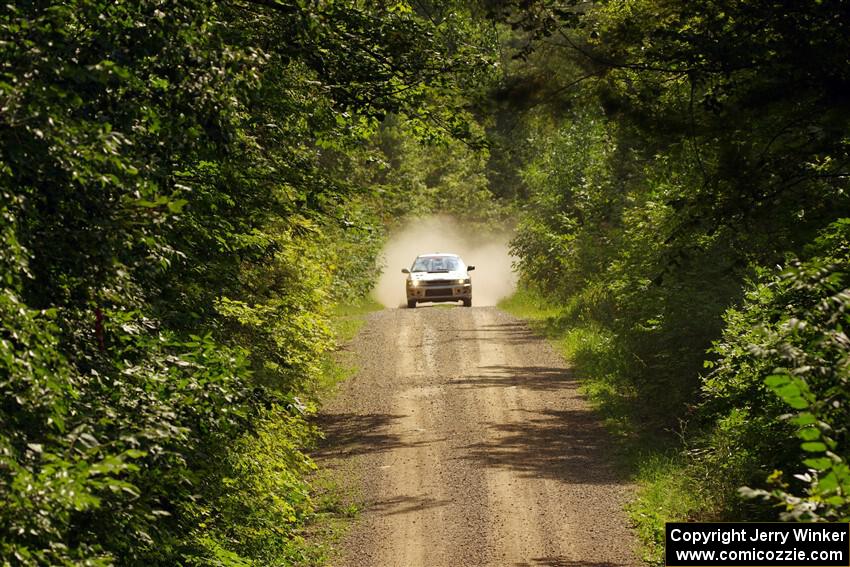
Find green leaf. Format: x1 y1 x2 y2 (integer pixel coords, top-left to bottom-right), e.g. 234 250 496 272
786 397 810 409
776 383 801 400
765 374 791 387
796 427 821 441
803 457 833 471
790 412 817 426
801 442 828 452
818 471 839 493
167 199 188 213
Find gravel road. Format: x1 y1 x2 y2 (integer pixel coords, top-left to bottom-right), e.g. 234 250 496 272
317 306 638 567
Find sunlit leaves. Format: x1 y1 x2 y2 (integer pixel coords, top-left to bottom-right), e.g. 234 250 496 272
1 0 490 563
714 220 850 521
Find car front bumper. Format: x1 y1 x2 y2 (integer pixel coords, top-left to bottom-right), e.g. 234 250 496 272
407 283 472 302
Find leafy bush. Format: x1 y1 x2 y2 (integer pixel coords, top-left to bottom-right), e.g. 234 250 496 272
496 1 850 553
0 0 495 563
704 219 850 521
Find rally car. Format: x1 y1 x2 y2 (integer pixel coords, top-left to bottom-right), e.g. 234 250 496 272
402 253 474 308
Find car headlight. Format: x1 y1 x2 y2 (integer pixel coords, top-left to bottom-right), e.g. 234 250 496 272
457 278 470 284
408 280 419 287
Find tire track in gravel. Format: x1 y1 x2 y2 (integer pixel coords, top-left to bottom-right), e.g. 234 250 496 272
316 306 638 567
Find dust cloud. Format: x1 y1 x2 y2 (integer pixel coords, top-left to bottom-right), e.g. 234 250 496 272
372 215 517 308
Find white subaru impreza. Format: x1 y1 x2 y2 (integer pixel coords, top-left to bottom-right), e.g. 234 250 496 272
402 253 474 308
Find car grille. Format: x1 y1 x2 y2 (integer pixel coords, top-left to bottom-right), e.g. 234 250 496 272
424 279 454 286
425 288 451 297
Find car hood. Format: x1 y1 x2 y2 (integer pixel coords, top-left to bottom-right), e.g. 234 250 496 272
409 270 468 282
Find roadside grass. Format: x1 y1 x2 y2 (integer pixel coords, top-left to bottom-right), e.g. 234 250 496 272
497 287 561 322
296 295 382 565
329 296 384 343
293 468 361 566
628 454 710 566
314 296 384 397
498 286 702 566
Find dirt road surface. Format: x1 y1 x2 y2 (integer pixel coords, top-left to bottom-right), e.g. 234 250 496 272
317 306 637 567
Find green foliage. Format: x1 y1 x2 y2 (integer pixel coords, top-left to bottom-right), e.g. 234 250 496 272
627 454 708 567
187 407 319 566
1 0 494 564
511 102 740 426
511 110 618 300
497 285 561 322
707 220 850 521
493 0 850 553
344 114 508 225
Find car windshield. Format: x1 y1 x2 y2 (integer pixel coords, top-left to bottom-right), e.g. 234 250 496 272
411 256 461 273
